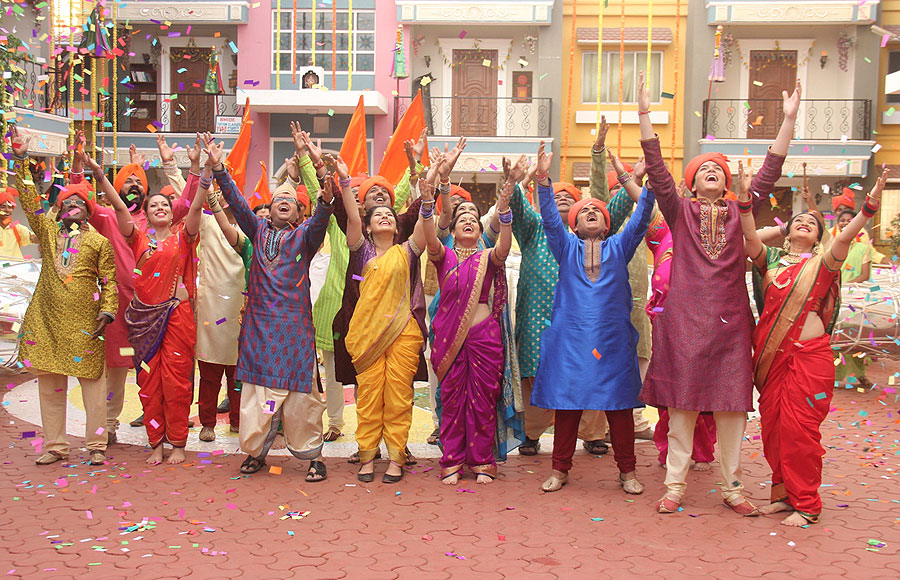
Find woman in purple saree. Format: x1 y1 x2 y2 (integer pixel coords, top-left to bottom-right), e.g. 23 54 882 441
421 153 516 485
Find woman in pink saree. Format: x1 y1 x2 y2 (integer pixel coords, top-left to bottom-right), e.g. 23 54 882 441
421 151 517 485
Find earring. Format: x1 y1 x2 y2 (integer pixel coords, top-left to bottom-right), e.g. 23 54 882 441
782 238 790 252
813 241 821 255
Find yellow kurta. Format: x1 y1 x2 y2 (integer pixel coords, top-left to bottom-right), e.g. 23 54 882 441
0 222 34 259
195 213 246 365
15 161 118 379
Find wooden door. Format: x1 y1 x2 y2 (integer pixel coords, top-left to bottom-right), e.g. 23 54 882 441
170 47 216 133
747 50 797 139
452 49 497 136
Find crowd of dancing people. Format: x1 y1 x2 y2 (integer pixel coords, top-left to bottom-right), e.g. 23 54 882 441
5 74 888 527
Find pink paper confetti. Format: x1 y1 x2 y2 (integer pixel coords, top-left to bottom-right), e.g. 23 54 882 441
148 418 160 429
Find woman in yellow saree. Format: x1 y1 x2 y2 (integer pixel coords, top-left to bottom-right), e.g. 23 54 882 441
335 155 427 484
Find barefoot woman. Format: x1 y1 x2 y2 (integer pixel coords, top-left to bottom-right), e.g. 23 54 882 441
741 165 889 526
104 147 205 465
424 158 515 485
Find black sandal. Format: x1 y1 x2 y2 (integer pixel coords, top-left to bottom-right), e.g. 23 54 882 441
358 460 375 483
382 461 404 484
404 446 417 466
240 456 266 474
518 438 540 456
306 460 327 482
427 428 440 445
583 439 609 456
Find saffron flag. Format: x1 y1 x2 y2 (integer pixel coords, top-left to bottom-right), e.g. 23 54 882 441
225 98 252 193
249 161 271 208
378 90 429 186
340 95 369 178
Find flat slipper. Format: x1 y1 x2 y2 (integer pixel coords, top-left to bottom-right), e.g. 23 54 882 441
724 498 761 517
541 472 568 493
656 494 681 514
240 456 266 474
306 460 327 482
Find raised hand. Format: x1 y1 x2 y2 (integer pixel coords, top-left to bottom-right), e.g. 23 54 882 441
675 179 687 198
331 154 350 180
607 149 627 176
442 136 467 173
593 115 609 151
535 141 552 182
867 167 890 206
10 126 31 157
497 180 513 213
284 156 299 181
129 143 145 166
404 139 416 174
205 133 225 168
637 71 651 114
502 156 511 182
156 134 177 163
508 154 528 185
321 172 334 204
736 160 753 201
78 150 103 176
290 121 308 157
187 133 203 167
633 157 646 182
425 151 445 187
412 127 428 163
782 79 802 122
300 131 323 164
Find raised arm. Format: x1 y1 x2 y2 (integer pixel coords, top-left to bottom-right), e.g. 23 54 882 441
436 137 467 229
301 160 336 257
491 180 513 265
535 142 569 260
158 134 187 194
609 150 643 203
207 136 261 240
203 166 240 248
334 155 362 249
828 168 888 266
395 128 428 209
588 116 609 202
77 149 134 240
10 129 48 239
637 73 680 223
172 135 203 225
737 161 765 268
771 80 801 157
618 183 656 259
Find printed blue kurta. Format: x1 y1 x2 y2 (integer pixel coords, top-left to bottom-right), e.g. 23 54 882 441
214 168 332 392
530 181 654 411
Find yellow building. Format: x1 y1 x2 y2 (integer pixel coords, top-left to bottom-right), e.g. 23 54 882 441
875 6 900 258
559 0 687 187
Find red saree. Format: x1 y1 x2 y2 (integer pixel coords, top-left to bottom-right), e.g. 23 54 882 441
753 247 840 519
125 228 197 448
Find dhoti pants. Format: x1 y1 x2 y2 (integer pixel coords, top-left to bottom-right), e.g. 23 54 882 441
239 382 325 461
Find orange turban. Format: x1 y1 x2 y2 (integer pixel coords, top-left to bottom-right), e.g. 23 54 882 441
357 175 395 206
553 181 582 202
606 162 634 192
57 182 96 215
568 198 610 232
0 187 19 207
160 185 176 198
349 176 367 190
831 187 855 212
436 184 472 214
296 184 310 209
684 153 731 192
113 163 148 194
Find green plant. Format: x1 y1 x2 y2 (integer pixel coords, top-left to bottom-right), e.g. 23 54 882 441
889 212 900 259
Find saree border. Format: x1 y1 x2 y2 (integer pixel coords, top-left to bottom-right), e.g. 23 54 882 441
434 250 490 382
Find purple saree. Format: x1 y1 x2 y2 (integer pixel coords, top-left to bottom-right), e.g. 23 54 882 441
431 249 508 474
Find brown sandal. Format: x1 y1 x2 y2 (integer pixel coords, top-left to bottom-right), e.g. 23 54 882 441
35 451 67 465
323 426 342 442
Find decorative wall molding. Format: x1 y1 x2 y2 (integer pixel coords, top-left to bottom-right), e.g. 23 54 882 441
707 1 878 25
117 1 248 24
397 1 553 25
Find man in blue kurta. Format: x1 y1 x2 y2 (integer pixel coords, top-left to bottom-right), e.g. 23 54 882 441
529 144 654 494
211 142 334 481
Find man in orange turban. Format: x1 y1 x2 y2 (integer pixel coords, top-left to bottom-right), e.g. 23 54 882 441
113 163 149 212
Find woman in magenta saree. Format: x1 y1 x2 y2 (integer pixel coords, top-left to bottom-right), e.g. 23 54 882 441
421 155 518 485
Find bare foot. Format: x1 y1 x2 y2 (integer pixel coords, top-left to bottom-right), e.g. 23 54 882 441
691 461 711 471
781 511 809 527
146 446 163 465
441 472 460 486
167 447 186 464
759 501 793 515
476 473 495 485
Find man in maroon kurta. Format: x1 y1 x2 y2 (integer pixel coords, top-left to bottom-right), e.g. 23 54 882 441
636 75 802 515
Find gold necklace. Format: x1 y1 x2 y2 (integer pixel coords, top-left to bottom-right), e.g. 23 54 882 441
454 246 476 261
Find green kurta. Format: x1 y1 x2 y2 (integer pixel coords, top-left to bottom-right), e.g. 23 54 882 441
15 160 118 379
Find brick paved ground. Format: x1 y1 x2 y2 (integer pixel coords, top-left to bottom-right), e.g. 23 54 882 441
1 365 897 579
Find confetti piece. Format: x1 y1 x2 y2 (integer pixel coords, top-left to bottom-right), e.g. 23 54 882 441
719 316 728 324
482 59 492 67
215 317 227 325
352 274 364 281
119 347 134 357
140 361 151 373
459 30 467 39
592 348 602 360
752 80 763 86
327 109 334 117
887 107 896 117
269 466 282 475
228 41 238 53
149 418 160 429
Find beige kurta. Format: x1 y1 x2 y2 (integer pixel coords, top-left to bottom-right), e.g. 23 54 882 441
195 213 246 365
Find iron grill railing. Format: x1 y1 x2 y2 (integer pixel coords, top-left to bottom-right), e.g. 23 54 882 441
103 92 243 133
394 95 552 138
702 98 871 141
7 59 69 116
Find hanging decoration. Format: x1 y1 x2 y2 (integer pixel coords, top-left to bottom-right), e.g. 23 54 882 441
112 0 118 171
291 0 297 85
670 0 681 170
721 31 734 67
348 0 353 90
595 0 603 133
560 0 577 180
731 39 816 70
647 0 652 81
837 32 854 72
393 25 408 79
522 35 537 55
205 50 221 94
311 0 317 66
617 0 625 153
709 25 725 83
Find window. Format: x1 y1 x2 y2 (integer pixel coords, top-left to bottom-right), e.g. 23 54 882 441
272 9 375 75
581 51 662 104
888 52 900 105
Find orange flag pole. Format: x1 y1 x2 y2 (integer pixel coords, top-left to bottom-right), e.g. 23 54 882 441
379 90 429 185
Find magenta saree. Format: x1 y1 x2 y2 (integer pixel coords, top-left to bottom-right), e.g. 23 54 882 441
431 249 508 475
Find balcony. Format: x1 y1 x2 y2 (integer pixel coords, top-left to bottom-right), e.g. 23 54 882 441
700 98 875 178
7 59 72 157
393 95 553 175
101 92 243 134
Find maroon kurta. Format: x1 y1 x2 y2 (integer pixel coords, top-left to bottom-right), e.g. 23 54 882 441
639 138 785 412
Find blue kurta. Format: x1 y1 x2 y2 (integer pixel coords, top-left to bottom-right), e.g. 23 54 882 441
530 181 654 411
214 168 332 392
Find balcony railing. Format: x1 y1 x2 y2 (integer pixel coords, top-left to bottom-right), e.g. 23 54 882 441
394 95 552 138
101 92 243 133
702 99 871 141
7 59 69 117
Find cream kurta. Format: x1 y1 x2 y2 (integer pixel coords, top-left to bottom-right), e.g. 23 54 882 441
195 213 246 365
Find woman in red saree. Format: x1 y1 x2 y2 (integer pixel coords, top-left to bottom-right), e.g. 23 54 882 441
740 163 889 526
422 151 515 485
102 156 205 465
